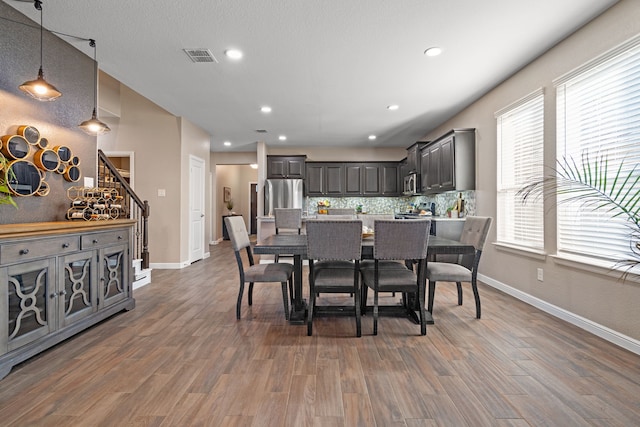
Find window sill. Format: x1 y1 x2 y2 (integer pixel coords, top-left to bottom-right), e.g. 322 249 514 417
493 241 547 261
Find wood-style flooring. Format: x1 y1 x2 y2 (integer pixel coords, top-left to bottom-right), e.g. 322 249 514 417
1 239 639 426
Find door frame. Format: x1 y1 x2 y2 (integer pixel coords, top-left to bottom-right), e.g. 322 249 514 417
189 155 205 263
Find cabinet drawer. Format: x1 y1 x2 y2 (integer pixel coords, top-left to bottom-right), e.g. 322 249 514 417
81 231 128 249
0 236 80 264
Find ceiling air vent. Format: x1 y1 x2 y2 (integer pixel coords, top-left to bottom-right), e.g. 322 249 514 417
255 129 268 133
183 48 218 63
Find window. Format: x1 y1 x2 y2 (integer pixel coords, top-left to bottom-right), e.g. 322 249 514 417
496 90 544 250
555 35 640 265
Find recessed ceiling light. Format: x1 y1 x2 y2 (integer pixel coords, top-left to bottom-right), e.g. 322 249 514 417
261 106 272 113
387 105 399 111
368 135 376 140
278 135 287 141
424 47 442 57
223 141 231 146
224 49 243 60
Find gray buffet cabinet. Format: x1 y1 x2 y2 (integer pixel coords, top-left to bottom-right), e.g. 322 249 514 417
0 220 135 380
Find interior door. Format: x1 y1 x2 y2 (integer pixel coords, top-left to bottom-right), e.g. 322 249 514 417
189 156 205 263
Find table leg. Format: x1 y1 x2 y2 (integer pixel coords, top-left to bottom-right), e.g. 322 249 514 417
289 254 307 324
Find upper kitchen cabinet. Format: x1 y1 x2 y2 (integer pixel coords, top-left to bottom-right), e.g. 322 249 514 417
266 155 306 179
420 129 475 194
306 162 344 196
345 163 400 196
406 142 427 174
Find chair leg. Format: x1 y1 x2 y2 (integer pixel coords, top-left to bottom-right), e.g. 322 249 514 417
274 254 280 262
236 281 245 320
427 280 436 314
418 284 426 336
360 286 368 315
248 282 255 306
307 286 316 336
354 282 362 338
456 282 463 305
471 278 481 319
281 281 290 320
288 279 294 306
373 289 379 336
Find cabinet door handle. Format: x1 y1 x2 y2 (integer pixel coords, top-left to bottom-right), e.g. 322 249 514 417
59 290 67 296
93 239 98 244
62 243 70 248
19 249 29 255
117 235 123 240
50 293 57 299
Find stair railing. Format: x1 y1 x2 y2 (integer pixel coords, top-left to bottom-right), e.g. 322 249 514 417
97 149 150 269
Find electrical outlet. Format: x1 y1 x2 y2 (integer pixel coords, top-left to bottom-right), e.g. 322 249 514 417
537 268 544 282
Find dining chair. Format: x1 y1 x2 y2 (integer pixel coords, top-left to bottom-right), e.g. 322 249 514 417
273 208 302 262
224 216 293 320
426 216 492 319
306 219 363 337
361 219 431 335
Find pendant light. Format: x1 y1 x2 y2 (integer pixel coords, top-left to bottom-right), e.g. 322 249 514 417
78 39 110 135
19 0 62 102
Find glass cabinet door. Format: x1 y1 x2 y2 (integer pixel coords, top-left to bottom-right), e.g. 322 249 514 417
3 258 55 352
59 251 97 327
100 244 128 308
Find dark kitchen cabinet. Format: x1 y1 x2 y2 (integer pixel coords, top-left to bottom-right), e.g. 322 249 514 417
406 142 427 174
266 155 306 179
344 162 400 196
420 129 475 194
306 163 344 196
380 163 400 196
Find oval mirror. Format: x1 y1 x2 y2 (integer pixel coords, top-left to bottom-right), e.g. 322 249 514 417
6 160 42 196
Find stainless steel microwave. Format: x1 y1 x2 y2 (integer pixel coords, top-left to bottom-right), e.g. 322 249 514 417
403 173 419 195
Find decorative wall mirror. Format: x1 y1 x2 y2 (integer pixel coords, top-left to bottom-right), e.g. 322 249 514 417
5 160 42 196
1 135 30 159
17 125 40 145
34 149 60 172
64 165 81 182
53 145 72 163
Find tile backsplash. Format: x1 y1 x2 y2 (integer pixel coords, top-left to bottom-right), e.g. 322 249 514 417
307 190 475 217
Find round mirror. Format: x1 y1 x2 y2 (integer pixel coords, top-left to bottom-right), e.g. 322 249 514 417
6 160 42 196
53 145 72 163
64 165 81 182
1 135 30 159
37 137 49 149
36 180 50 196
17 125 40 145
34 149 60 172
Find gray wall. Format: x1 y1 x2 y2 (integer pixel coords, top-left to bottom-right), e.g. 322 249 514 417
0 2 95 223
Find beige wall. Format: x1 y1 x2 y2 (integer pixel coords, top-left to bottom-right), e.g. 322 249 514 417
98 73 211 267
214 164 258 239
421 0 640 342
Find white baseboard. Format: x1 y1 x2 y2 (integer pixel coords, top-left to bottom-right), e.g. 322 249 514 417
133 274 151 290
479 273 640 355
150 261 190 269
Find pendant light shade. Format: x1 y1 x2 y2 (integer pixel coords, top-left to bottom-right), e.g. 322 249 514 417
79 39 111 136
79 108 111 135
19 0 62 102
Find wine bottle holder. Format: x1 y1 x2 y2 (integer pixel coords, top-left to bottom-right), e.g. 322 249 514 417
66 186 124 221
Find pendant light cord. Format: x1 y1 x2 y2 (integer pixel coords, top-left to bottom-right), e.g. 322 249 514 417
35 0 43 70
90 39 98 112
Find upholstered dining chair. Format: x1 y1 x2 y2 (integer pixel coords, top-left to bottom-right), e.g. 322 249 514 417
273 208 302 262
224 216 293 320
426 216 492 319
306 219 363 337
361 219 431 335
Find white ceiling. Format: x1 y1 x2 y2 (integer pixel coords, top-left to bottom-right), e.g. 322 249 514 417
6 0 619 152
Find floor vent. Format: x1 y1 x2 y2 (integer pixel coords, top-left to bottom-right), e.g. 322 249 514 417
183 48 218 63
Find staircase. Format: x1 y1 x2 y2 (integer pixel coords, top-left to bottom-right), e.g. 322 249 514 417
97 149 151 288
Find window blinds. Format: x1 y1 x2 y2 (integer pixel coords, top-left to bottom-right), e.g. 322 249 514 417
555 36 640 264
496 90 544 250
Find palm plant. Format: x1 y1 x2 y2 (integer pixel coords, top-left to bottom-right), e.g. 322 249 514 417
0 155 17 208
517 151 640 277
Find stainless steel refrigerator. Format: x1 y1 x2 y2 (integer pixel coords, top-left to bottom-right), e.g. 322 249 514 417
264 179 304 216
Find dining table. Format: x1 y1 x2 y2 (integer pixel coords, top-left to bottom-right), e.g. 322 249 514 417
253 234 475 325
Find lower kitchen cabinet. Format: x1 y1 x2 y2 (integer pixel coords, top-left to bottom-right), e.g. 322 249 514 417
0 220 135 380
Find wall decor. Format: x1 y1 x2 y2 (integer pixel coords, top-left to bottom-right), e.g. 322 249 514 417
33 148 60 172
0 135 30 159
4 159 42 196
224 186 231 202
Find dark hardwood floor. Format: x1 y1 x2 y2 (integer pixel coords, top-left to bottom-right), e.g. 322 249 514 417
1 240 639 426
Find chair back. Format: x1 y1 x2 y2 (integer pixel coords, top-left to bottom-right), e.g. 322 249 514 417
306 219 362 260
225 216 251 252
327 208 356 215
373 219 431 260
274 208 302 234
458 216 492 269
